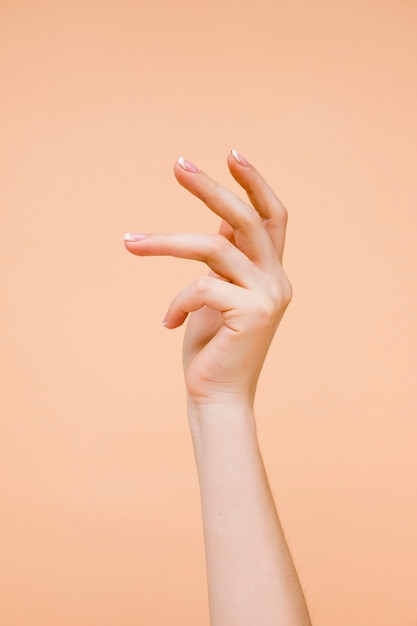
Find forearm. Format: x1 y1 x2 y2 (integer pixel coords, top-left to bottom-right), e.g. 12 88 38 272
188 403 312 626
126 151 310 623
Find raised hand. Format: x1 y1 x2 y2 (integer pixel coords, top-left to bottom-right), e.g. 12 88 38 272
124 150 292 412
125 152 311 626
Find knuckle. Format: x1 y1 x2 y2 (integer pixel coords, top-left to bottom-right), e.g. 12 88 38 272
252 295 277 327
267 198 288 225
265 275 293 309
210 233 230 254
282 278 293 305
194 275 212 295
275 276 293 307
271 204 288 228
238 207 264 230
279 204 288 223
282 283 293 308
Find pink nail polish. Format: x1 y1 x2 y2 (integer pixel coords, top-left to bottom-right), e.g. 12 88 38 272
124 233 149 242
178 156 199 173
231 149 250 166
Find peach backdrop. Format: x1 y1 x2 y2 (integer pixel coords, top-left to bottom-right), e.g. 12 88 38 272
1 0 416 624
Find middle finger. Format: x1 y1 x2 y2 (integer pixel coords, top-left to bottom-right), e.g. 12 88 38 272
174 158 278 269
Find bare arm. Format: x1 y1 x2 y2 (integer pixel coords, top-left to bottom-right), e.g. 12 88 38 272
125 150 312 626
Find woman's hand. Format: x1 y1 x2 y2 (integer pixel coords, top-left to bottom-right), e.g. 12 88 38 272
124 151 292 412
125 153 312 626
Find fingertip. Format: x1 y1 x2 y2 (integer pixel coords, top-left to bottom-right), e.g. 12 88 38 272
124 238 135 253
230 149 250 167
173 158 196 187
176 156 200 173
124 233 149 242
227 150 255 190
162 308 189 329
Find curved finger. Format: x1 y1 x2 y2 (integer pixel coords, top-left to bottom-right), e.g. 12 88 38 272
163 275 274 331
227 150 288 262
124 232 266 289
174 158 277 269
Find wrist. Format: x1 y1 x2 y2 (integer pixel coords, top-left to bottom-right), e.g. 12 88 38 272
186 394 257 441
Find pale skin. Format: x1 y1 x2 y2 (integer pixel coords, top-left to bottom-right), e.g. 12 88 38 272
125 150 312 626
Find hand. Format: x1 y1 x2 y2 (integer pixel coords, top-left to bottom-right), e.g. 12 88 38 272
124 151 292 412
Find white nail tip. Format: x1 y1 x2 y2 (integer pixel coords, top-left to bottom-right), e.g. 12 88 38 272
124 233 135 241
178 156 186 169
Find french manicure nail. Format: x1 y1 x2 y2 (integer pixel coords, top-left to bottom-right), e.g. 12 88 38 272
124 233 149 242
178 156 199 173
231 149 250 166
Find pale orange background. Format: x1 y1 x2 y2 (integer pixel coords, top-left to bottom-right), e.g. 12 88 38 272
1 0 417 624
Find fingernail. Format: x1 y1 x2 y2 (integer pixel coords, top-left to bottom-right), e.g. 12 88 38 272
124 233 149 242
178 156 199 173
162 314 168 327
231 149 250 166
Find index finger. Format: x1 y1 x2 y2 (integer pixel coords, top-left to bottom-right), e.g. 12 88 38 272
173 157 278 270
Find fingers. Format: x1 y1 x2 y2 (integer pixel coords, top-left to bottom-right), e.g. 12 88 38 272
124 232 267 289
126 152 288 281
174 158 278 269
217 219 235 244
227 150 288 263
163 275 276 331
